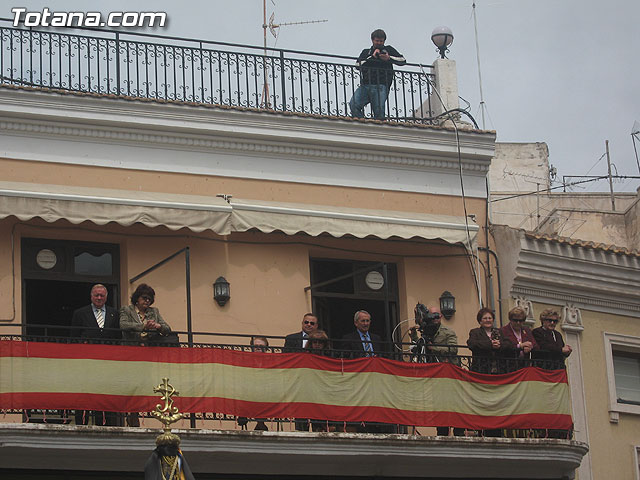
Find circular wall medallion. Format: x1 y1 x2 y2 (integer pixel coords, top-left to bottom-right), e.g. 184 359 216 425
36 249 57 270
365 271 384 290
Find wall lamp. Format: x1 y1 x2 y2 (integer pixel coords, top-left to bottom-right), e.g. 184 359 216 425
431 26 454 59
439 290 456 319
213 276 230 307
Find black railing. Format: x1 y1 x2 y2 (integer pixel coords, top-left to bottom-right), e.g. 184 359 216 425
0 19 435 122
0 325 569 372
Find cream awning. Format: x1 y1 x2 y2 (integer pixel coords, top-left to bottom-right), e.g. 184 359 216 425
0 182 478 245
230 198 478 245
0 181 233 234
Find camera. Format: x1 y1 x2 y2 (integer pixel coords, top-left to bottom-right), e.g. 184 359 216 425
414 303 441 341
490 328 500 341
373 48 388 58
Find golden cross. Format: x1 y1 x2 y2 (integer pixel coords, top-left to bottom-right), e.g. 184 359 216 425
151 377 185 430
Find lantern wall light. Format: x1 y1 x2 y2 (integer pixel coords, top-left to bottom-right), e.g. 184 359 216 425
213 276 230 307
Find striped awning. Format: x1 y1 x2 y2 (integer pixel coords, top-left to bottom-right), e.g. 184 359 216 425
0 181 232 234
229 198 478 245
0 182 477 245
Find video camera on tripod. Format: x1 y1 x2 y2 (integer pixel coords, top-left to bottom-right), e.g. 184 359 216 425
413 302 441 343
408 303 444 363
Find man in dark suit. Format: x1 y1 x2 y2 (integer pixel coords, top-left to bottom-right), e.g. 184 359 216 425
283 313 318 352
340 310 385 358
71 283 120 426
340 310 392 433
283 313 319 431
71 284 120 343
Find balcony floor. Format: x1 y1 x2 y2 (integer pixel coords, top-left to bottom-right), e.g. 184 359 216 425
0 423 587 479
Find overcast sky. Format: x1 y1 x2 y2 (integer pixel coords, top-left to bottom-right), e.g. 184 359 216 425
6 0 640 193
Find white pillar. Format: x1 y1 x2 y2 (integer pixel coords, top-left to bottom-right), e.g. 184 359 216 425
432 58 460 118
413 58 460 123
562 305 592 480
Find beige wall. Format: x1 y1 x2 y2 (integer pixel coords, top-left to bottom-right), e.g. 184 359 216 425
0 157 487 221
626 195 640 249
525 301 640 480
539 209 630 247
0 156 489 347
0 220 16 323
0 218 482 344
578 309 640 480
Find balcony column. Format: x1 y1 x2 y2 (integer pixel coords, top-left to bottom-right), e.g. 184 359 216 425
432 58 460 125
562 305 592 480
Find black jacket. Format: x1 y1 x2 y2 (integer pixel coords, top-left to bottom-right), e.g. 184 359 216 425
356 44 406 87
71 304 121 342
283 331 305 352
339 330 386 358
532 326 568 369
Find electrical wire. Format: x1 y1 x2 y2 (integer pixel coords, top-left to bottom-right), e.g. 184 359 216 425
419 64 482 304
491 176 610 202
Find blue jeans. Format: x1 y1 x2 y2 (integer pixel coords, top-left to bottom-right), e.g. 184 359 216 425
349 84 389 120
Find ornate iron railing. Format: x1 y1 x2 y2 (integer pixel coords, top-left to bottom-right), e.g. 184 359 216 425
0 20 435 122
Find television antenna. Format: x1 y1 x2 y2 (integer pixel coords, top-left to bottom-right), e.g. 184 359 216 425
260 0 328 108
470 2 502 129
471 2 487 129
632 120 640 174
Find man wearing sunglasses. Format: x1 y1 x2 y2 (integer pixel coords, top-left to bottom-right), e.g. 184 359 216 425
283 313 319 431
532 308 572 370
283 313 319 352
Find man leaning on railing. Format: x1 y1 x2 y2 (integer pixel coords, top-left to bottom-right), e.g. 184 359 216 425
349 29 406 120
70 283 120 426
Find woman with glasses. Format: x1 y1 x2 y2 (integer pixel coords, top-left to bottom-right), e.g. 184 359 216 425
532 308 572 370
120 283 172 345
500 306 538 372
304 330 332 356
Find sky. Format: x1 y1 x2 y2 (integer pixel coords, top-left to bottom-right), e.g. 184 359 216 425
4 0 640 193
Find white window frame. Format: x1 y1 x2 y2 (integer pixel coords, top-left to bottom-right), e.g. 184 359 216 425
635 446 640 480
603 332 640 421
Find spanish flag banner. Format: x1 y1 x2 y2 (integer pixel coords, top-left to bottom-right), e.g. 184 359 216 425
0 340 572 429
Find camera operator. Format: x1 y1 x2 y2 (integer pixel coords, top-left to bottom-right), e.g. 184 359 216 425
410 305 458 363
410 304 462 437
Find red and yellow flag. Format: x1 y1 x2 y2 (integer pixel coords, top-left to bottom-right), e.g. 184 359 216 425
0 340 572 429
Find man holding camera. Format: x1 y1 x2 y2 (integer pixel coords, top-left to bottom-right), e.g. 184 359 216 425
410 305 458 363
410 305 462 436
349 29 406 120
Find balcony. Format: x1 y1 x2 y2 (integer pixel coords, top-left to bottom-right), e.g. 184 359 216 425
0 19 446 124
0 329 587 479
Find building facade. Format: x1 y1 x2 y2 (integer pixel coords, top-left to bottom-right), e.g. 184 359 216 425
0 21 587 479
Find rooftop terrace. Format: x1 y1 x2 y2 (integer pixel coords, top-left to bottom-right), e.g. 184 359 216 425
0 19 470 125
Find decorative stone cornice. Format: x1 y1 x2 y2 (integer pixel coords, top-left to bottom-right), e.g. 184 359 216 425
0 88 496 198
507 231 640 317
0 118 490 173
0 88 495 174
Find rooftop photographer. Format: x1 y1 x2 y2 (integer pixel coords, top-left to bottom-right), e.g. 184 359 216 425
349 28 406 120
